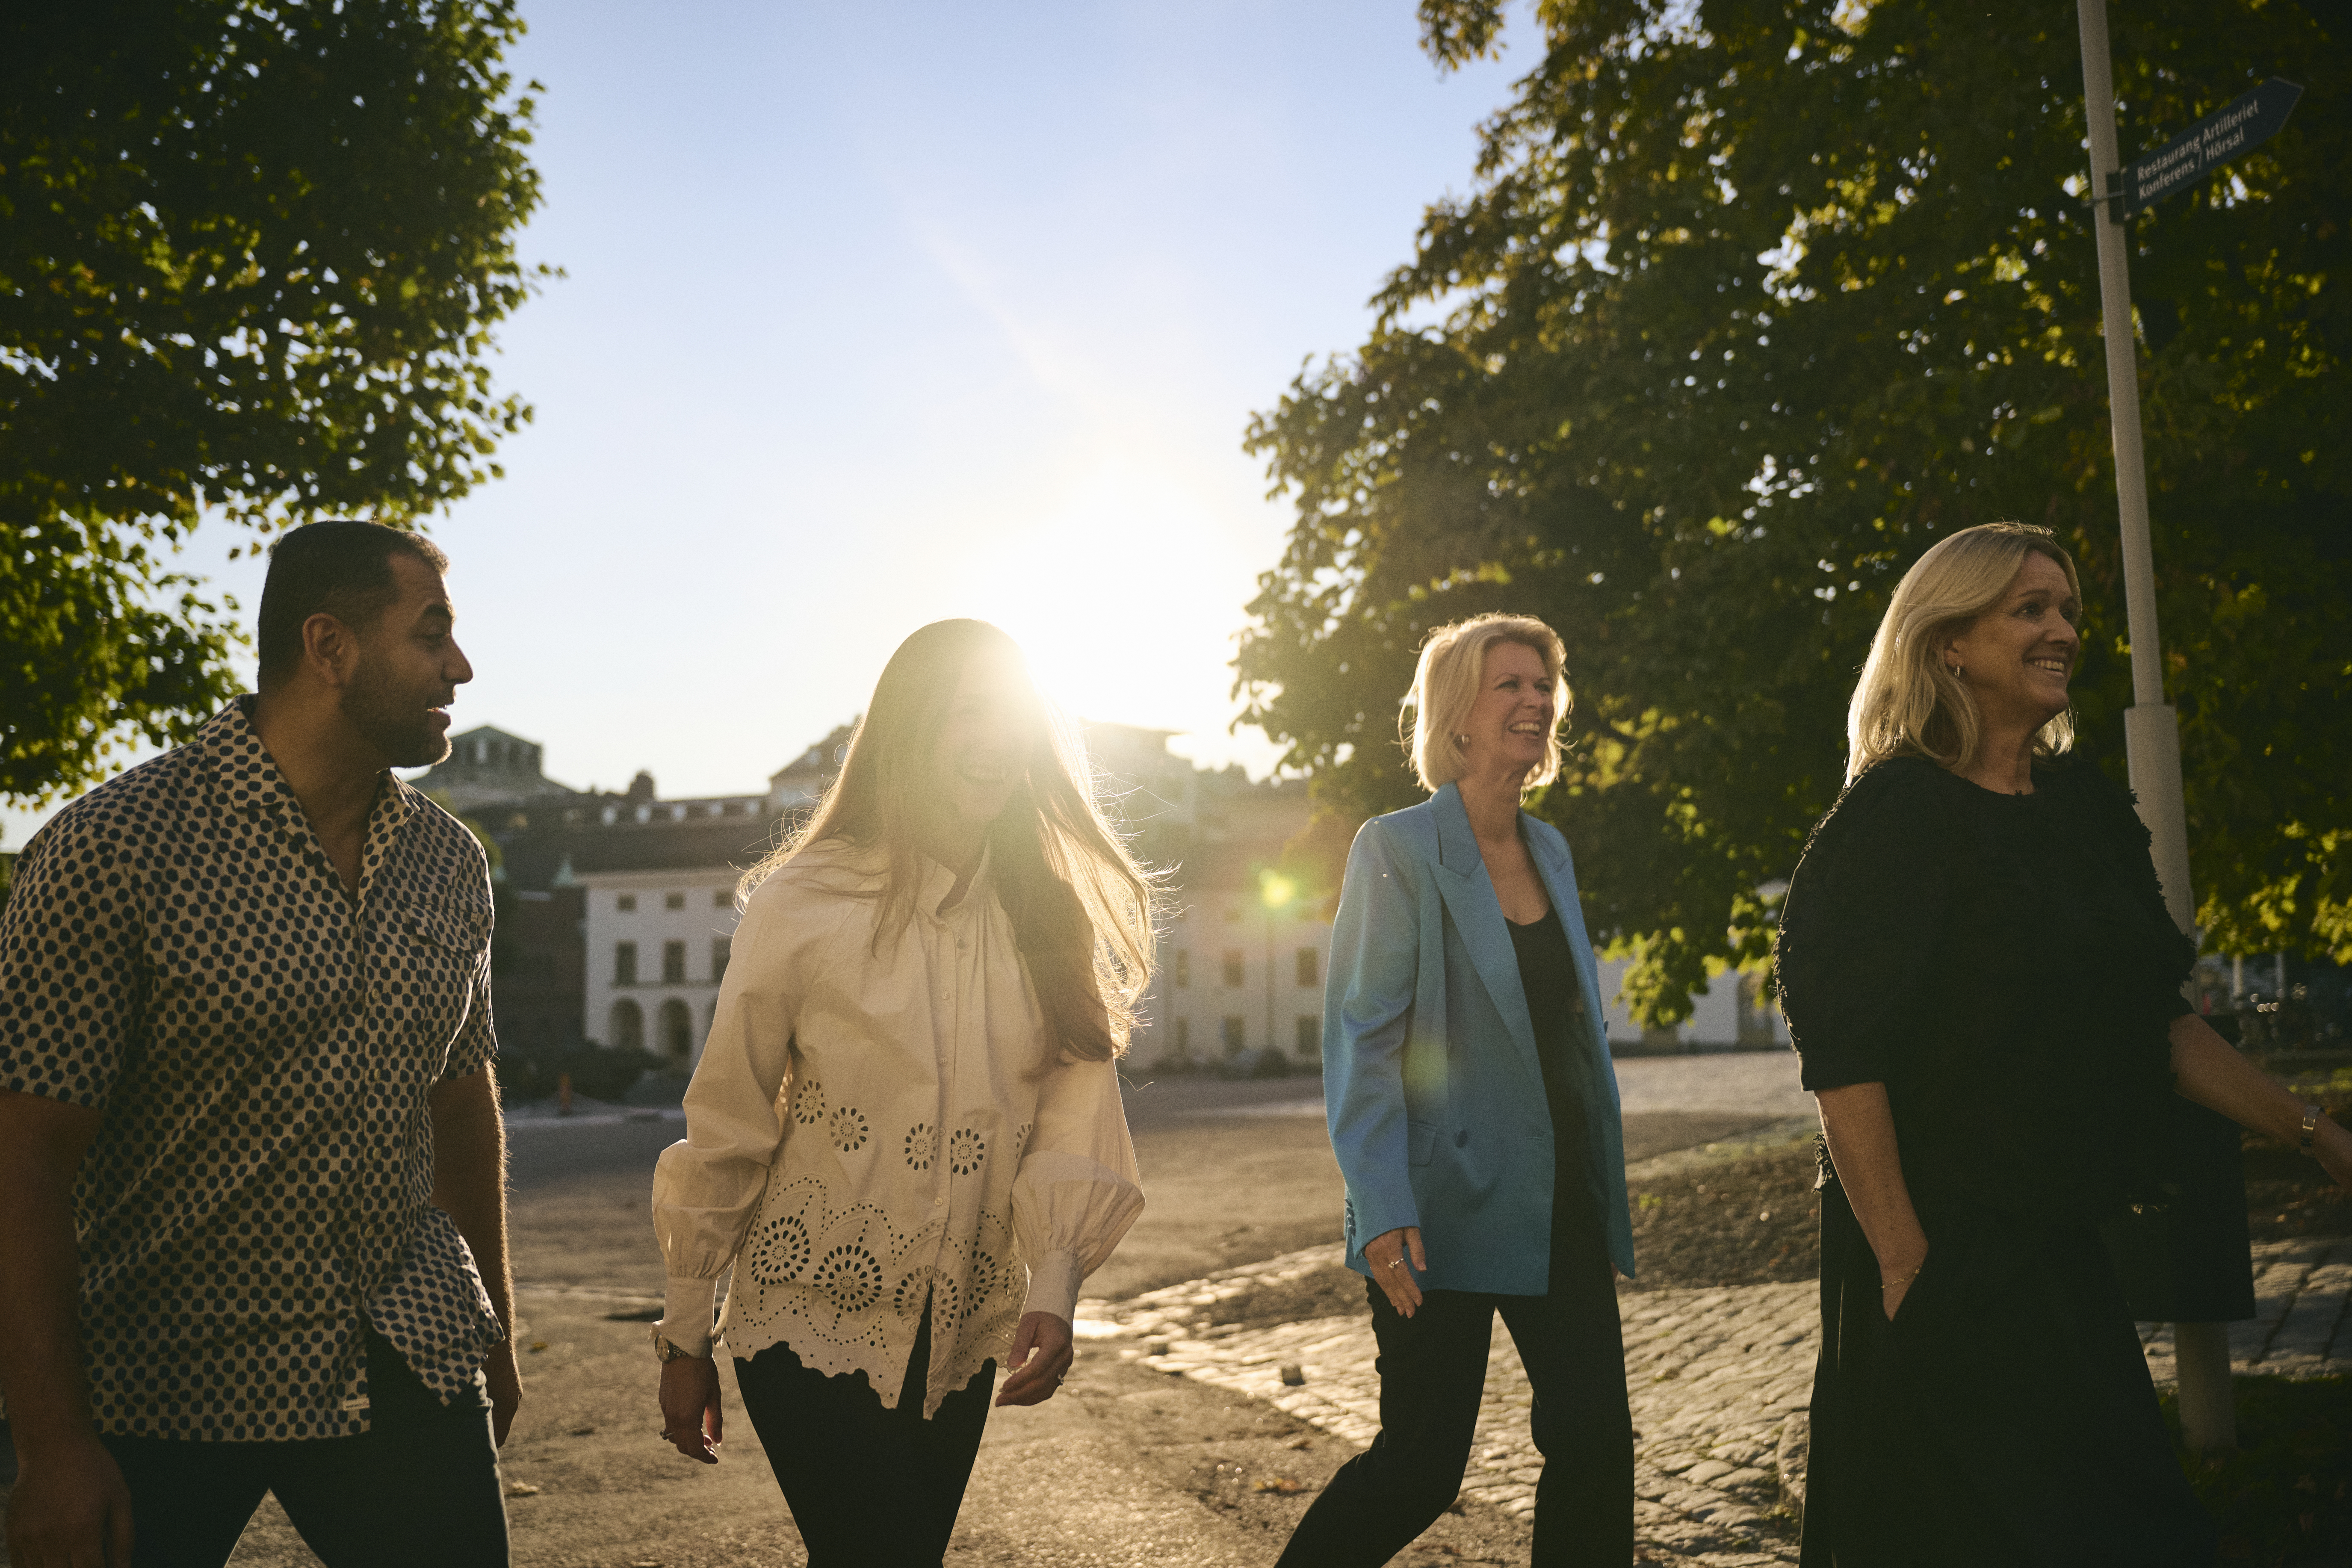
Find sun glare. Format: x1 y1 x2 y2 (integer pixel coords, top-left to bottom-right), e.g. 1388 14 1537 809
944 459 1268 768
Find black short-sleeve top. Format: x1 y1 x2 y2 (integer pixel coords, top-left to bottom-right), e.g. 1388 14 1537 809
1774 754 2194 1221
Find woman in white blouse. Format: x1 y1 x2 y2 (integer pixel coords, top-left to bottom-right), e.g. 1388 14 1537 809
649 619 1154 1565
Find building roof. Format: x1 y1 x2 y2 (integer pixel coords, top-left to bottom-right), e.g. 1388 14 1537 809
409 724 579 815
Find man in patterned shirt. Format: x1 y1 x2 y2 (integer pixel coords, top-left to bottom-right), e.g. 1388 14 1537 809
0 522 521 1568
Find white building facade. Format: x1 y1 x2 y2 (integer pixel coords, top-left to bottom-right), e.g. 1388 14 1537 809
578 867 745 1072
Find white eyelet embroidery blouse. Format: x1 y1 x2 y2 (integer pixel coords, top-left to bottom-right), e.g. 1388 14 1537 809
652 840 1143 1417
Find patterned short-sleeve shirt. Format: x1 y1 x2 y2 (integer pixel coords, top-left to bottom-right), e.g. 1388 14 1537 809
0 699 506 1441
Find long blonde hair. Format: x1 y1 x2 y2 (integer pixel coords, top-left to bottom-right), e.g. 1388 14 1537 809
1847 522 2081 781
1403 613 1572 793
742 620 1155 1062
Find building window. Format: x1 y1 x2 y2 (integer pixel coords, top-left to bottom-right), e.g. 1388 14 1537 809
1220 1016 1246 1056
662 940 686 983
657 998 693 1060
1173 949 1190 988
1295 1015 1321 1058
614 942 638 985
712 937 731 983
1296 947 1319 987
1174 1019 1191 1056
665 891 686 910
608 997 644 1051
713 886 733 908
1221 951 1245 988
616 894 637 912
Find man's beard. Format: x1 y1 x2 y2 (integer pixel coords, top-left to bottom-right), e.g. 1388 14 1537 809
340 661 451 768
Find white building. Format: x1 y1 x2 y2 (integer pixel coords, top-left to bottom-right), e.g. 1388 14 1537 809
572 776 778 1074
577 864 748 1071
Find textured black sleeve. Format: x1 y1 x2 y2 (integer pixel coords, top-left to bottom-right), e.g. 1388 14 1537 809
2071 762 2197 1022
1774 760 1953 1091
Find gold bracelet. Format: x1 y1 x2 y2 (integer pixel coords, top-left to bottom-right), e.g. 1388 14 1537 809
1879 1267 1921 1290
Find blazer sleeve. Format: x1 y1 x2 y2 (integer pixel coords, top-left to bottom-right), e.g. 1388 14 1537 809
1323 816 1424 1260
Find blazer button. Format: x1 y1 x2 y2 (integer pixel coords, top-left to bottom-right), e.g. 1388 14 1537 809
1454 1130 1470 1149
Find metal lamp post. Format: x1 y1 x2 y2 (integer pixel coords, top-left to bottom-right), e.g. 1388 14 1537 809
2071 0 2253 1455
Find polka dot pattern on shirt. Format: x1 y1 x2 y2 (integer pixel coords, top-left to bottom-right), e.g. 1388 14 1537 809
0 700 505 1441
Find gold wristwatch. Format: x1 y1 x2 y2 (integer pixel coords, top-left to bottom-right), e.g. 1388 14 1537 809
651 1325 710 1362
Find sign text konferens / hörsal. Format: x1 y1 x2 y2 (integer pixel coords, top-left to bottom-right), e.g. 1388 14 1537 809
2123 77 2304 214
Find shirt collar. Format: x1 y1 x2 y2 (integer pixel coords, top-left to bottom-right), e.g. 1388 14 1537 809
198 696 420 836
916 843 994 924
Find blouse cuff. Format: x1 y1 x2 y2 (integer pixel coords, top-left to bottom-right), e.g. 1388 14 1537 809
1020 1249 1085 1325
659 1275 721 1357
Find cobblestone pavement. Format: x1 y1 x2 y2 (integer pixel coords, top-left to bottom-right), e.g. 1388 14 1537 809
1077 1234 2352 1567
2138 1232 2352 1382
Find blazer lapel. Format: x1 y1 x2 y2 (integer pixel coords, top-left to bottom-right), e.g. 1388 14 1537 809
1430 784 1542 1069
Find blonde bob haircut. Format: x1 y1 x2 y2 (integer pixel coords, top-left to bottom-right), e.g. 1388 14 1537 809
1404 612 1572 794
1847 522 2082 783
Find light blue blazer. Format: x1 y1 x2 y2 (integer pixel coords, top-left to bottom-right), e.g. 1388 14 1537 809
1324 782 1636 1292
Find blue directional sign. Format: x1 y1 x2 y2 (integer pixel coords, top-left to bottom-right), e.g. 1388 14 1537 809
2122 78 2304 215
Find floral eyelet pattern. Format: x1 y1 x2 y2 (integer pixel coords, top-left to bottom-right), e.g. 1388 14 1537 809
792 1080 827 1126
830 1107 869 1153
747 1213 812 1284
810 1243 884 1314
948 1128 987 1175
904 1123 935 1170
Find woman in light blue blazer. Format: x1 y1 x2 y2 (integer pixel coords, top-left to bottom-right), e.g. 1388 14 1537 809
1276 613 1635 1568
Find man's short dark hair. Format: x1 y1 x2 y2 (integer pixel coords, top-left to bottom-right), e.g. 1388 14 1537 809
255 521 451 688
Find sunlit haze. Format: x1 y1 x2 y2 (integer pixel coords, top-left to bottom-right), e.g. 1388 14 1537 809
5 1 1519 845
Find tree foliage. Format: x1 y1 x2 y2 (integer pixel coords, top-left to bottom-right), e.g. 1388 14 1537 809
1239 0 2350 1018
2 0 547 803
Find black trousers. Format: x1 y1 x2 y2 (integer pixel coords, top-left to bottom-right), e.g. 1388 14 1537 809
1276 1220 1633 1568
734 1302 997 1568
98 1329 506 1568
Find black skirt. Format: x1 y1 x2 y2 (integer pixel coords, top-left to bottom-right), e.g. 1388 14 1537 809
1801 1180 2217 1568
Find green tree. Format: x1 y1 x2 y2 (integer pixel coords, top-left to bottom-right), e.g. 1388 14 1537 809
1238 0 2349 1020
2 0 548 803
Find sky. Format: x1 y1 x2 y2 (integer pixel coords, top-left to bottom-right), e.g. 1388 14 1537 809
9 0 1525 847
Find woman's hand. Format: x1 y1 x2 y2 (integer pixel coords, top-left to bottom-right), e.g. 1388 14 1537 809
659 1356 723 1464
1878 1248 1928 1323
996 1311 1074 1406
1362 1226 1427 1317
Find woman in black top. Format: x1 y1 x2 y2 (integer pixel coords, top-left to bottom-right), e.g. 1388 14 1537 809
1777 523 2352 1567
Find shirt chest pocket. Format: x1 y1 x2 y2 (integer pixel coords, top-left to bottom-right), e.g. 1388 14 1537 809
380 905 489 1059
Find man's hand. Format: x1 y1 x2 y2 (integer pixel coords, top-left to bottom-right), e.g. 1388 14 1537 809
483 1339 522 1446
1362 1226 1427 1318
659 1356 724 1464
5 1433 134 1568
994 1312 1073 1407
